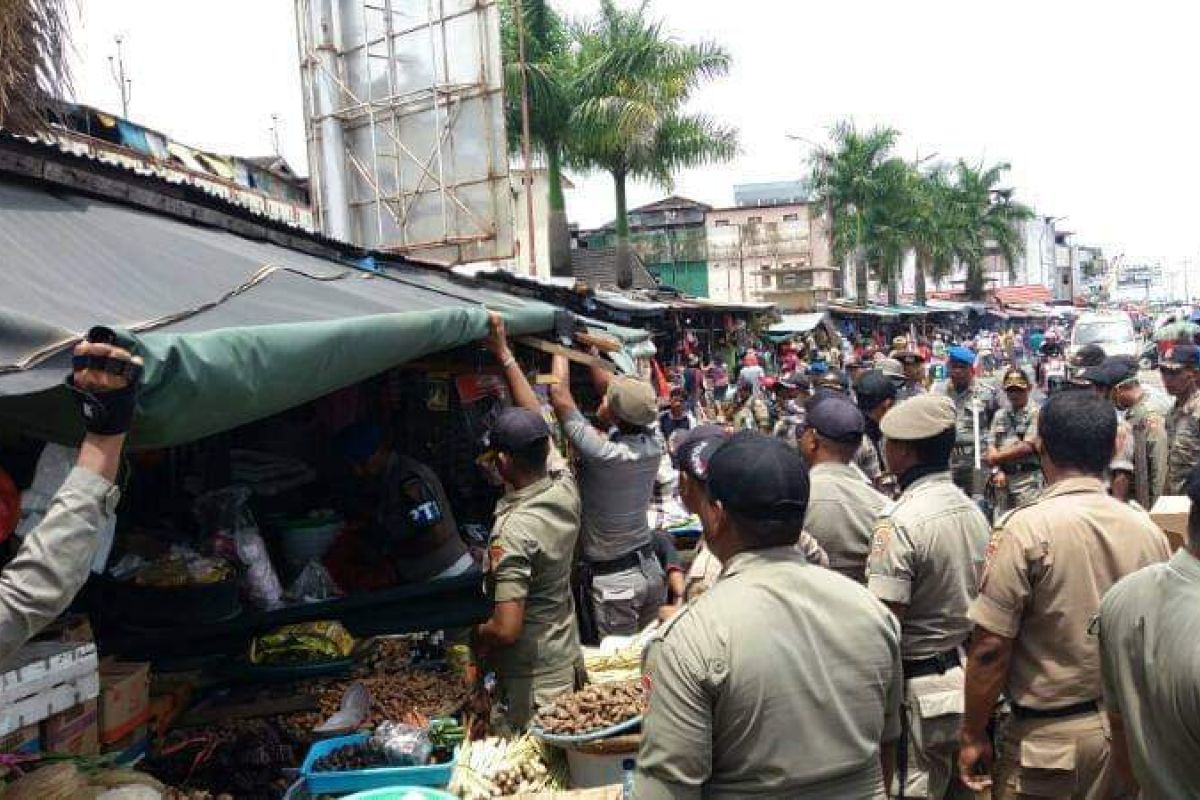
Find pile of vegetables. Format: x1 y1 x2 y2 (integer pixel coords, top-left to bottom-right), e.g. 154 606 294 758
448 734 566 800
249 620 355 665
534 680 646 736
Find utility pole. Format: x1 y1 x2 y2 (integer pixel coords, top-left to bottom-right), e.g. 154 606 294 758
108 36 132 118
269 114 282 158
513 0 538 276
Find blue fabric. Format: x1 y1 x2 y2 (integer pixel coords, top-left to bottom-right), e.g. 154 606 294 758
115 120 152 155
948 345 977 366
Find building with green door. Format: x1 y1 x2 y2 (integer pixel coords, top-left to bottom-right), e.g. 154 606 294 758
574 196 712 297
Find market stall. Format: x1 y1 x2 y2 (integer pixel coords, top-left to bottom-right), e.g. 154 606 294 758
0 168 649 799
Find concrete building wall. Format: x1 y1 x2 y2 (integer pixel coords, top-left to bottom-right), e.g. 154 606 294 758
704 202 837 310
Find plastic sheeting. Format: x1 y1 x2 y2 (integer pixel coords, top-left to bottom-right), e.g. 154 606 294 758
0 179 558 448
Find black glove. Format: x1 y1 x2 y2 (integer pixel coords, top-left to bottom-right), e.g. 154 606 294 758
65 326 144 436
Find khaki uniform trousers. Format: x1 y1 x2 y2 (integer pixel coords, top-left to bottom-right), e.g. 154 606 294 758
893 666 976 800
993 711 1111 800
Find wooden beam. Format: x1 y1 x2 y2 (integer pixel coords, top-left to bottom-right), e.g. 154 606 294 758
515 336 616 372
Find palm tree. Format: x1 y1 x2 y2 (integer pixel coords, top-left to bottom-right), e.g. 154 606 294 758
808 121 901 306
952 160 1034 300
501 0 575 275
570 0 737 288
0 0 72 134
907 164 963 306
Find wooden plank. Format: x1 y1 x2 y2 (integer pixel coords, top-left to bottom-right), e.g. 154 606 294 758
515 336 616 373
573 331 622 353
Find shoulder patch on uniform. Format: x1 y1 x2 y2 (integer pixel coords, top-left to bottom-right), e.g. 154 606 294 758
870 518 896 559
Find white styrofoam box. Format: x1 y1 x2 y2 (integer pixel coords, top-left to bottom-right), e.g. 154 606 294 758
0 641 98 705
0 671 100 737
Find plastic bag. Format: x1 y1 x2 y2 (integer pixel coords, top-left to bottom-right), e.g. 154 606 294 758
371 721 431 767
313 681 370 734
285 560 343 604
194 486 283 609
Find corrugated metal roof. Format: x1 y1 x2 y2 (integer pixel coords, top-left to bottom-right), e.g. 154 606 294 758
570 248 658 290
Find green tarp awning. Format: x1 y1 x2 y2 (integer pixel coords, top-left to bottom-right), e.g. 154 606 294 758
0 179 559 447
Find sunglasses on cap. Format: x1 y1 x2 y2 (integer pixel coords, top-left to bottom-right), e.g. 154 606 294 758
1160 364 1186 374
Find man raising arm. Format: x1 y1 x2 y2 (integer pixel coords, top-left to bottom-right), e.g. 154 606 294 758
0 330 142 662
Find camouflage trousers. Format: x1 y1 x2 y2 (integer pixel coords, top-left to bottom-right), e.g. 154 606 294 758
994 471 1044 517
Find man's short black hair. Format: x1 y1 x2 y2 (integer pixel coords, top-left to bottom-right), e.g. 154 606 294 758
502 438 550 474
726 509 806 549
911 427 957 467
1038 391 1116 475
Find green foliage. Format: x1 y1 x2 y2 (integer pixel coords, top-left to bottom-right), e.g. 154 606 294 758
809 119 1034 303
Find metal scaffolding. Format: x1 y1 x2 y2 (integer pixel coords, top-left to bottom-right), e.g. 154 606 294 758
296 0 514 264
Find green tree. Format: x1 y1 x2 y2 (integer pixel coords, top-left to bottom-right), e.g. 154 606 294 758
952 160 1033 300
907 164 964 306
808 121 901 306
0 0 72 134
570 0 737 288
500 0 576 275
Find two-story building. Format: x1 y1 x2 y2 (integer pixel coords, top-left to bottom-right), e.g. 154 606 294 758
704 201 836 310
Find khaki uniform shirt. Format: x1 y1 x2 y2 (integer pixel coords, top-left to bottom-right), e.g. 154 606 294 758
805 462 889 583
0 468 117 663
988 404 1043 507
867 471 991 659
486 456 582 679
562 409 663 561
969 477 1170 708
1124 395 1168 509
636 546 903 800
1163 391 1200 496
1098 549 1200 798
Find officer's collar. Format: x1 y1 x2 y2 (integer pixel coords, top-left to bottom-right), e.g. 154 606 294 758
898 463 949 492
498 474 556 510
1168 548 1200 583
1040 475 1106 499
721 545 807 579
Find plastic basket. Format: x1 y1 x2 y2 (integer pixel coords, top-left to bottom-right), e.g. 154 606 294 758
343 789 458 800
529 714 643 747
300 733 456 795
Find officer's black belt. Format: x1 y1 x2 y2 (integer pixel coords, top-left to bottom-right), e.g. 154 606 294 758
587 544 656 576
1010 699 1099 720
902 648 961 680
1003 463 1040 475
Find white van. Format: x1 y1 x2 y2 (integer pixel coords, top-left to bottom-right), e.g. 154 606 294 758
1069 312 1138 360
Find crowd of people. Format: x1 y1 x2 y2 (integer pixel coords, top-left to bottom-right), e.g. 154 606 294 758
2 313 1197 800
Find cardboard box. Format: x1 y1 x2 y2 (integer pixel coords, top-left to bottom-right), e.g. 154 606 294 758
1150 495 1189 551
99 660 150 746
41 698 99 756
0 723 40 755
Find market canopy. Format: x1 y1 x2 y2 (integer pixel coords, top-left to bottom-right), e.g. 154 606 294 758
769 313 828 335
0 178 561 447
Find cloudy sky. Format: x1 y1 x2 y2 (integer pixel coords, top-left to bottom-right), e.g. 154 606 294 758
68 1 1198 265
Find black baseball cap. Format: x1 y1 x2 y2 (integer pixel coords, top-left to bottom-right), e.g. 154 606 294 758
489 407 551 452
805 394 865 444
1071 344 1107 368
813 369 849 393
674 424 728 482
1082 355 1139 388
855 369 898 404
706 432 809 521
1161 344 1200 370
